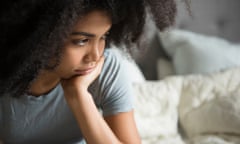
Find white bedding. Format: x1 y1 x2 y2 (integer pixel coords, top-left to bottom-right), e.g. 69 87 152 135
133 67 240 144
133 77 183 144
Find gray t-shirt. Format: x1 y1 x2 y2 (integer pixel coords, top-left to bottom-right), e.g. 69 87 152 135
0 49 134 144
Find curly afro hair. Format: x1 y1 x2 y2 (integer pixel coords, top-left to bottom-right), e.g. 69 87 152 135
0 0 177 97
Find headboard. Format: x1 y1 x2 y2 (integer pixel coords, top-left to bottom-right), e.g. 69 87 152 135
175 0 240 43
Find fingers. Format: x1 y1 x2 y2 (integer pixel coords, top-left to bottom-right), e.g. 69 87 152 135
61 56 105 92
61 56 105 89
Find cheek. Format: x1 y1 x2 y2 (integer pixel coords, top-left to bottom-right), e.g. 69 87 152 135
58 49 85 70
62 50 84 66
54 53 83 77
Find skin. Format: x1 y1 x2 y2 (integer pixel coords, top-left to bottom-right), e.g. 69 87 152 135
28 10 141 144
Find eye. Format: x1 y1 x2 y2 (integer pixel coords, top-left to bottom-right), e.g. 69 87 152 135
72 39 89 46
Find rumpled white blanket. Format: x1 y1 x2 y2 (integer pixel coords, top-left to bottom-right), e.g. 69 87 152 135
133 67 240 144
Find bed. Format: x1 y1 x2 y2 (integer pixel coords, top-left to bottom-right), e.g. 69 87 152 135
128 0 240 143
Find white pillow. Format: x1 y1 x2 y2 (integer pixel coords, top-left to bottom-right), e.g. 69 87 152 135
158 29 240 75
178 67 240 142
132 77 183 142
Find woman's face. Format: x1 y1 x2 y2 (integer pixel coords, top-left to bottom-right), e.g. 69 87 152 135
53 10 112 79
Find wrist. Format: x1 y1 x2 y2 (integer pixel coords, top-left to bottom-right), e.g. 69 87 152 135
64 89 93 114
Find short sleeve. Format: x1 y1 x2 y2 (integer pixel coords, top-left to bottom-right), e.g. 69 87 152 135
95 49 134 116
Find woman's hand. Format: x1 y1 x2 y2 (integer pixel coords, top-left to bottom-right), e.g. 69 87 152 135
61 56 105 98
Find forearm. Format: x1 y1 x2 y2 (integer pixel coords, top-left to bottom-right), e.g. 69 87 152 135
61 57 140 143
65 91 122 144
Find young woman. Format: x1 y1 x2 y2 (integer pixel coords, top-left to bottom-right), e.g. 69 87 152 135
0 0 177 143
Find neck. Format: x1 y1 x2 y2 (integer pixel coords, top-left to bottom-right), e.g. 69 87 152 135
28 70 60 96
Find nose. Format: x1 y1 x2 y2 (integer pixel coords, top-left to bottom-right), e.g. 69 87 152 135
84 42 102 63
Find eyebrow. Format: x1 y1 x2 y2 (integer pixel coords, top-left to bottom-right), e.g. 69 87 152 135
71 32 95 37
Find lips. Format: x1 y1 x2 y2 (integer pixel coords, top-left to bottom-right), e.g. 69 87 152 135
74 67 95 75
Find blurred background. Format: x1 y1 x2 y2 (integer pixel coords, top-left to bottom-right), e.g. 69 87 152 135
134 0 240 80
120 1 240 143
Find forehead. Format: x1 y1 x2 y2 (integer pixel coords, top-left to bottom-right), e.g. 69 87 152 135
72 10 112 32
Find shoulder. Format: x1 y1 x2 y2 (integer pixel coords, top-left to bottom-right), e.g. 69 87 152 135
101 48 145 83
90 48 134 116
102 48 123 71
89 48 125 94
99 48 134 87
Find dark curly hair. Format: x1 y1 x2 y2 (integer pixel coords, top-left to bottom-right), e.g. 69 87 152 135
0 0 177 97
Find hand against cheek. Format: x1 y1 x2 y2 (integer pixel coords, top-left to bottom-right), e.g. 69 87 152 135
61 56 105 98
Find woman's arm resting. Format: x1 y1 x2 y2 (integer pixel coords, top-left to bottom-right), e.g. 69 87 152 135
104 110 141 144
66 91 141 144
61 57 141 144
